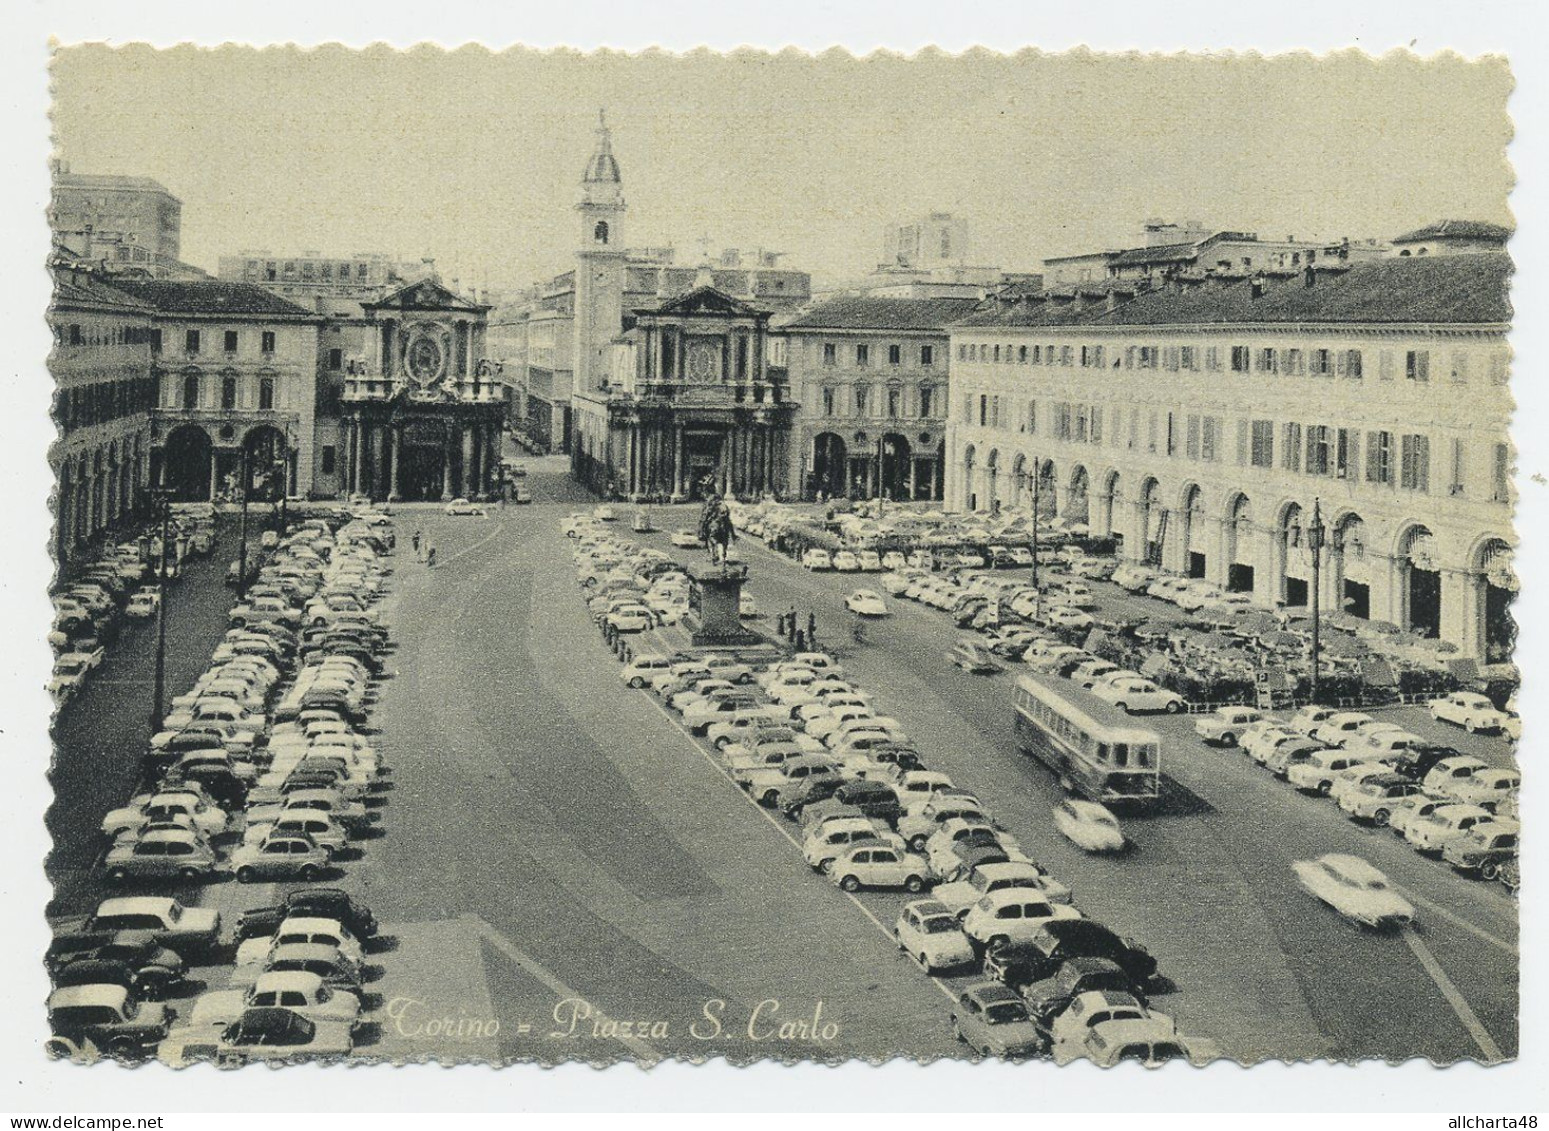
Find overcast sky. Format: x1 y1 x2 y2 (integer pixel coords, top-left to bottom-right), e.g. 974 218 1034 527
50 45 1514 291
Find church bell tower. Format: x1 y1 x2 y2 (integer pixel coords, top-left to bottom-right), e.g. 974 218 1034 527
573 109 627 399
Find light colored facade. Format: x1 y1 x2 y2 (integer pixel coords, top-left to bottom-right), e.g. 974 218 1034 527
47 258 158 569
945 253 1515 661
780 296 977 500
111 280 325 502
885 212 970 270
216 250 415 301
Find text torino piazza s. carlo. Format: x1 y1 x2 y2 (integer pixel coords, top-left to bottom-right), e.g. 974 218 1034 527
385 997 842 1043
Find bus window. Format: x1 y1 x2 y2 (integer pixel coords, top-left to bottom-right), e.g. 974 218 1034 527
1095 742 1109 763
1112 743 1129 768
1135 745 1152 768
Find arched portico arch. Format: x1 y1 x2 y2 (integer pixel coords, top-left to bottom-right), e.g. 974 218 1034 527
1067 464 1091 526
1396 523 1441 638
812 431 847 498
1329 512 1371 619
961 443 977 511
1138 476 1163 565
163 423 213 502
1181 483 1207 577
1472 536 1516 662
984 449 1001 512
1223 493 1255 593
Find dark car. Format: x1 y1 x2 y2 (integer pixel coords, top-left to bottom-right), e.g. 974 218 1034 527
939 842 1014 882
1389 744 1466 784
1020 956 1143 1027
46 985 171 1057
235 887 377 943
983 920 1158 991
834 780 902 825
86 935 188 995
51 958 142 994
780 773 845 819
864 742 924 774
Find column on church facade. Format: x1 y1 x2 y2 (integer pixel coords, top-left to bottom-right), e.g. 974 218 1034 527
388 424 402 501
673 425 684 497
441 427 454 501
461 424 475 498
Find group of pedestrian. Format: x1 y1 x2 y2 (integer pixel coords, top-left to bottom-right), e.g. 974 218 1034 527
776 606 819 652
411 530 437 568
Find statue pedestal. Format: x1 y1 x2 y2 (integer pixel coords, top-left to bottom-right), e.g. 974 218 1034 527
687 563 761 648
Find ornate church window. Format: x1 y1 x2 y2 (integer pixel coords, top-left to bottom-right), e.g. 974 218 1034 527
594 221 610 245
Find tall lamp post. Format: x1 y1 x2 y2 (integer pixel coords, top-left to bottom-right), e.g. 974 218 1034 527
1030 461 1042 616
235 447 251 600
1308 498 1326 704
148 485 174 733
273 453 289 535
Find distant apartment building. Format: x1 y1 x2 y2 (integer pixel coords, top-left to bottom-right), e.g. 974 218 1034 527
1389 219 1512 258
48 169 209 280
1042 219 1389 287
815 212 1040 302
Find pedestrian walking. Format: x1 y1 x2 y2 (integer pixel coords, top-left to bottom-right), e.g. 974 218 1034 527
794 629 807 652
786 605 797 642
426 543 437 569
807 611 817 647
412 530 422 559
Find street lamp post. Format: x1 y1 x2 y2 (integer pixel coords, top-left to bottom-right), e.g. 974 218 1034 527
236 448 251 600
273 454 289 535
148 485 174 733
1308 498 1326 705
1030 462 1042 617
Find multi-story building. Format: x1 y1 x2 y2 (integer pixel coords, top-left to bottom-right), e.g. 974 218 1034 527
885 212 970 270
815 213 1039 302
945 250 1515 662
216 250 415 302
49 170 183 265
47 253 158 570
779 295 978 500
497 114 812 455
109 280 326 502
1042 220 1388 288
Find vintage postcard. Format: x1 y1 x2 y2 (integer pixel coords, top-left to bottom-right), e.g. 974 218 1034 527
38 42 1518 1075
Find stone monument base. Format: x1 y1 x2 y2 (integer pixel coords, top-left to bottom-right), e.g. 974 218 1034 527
686 562 762 648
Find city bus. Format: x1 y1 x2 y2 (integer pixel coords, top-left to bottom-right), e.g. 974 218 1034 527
1013 672 1163 807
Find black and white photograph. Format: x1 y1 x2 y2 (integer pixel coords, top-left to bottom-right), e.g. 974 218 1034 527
8 11 1543 1113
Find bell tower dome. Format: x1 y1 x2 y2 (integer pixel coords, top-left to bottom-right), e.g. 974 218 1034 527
578 108 626 248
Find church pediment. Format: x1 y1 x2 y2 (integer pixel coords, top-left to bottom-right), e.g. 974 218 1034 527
648 286 759 319
367 277 489 314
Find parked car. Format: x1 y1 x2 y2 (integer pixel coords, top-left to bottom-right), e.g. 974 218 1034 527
1090 675 1184 715
947 639 1002 674
981 920 1158 992
235 889 377 943
802 549 833 571
961 889 1082 951
949 983 1044 1058
47 985 170 1057
1194 707 1264 746
826 843 929 893
1020 957 1143 1028
1403 803 1496 853
158 1006 353 1067
230 832 331 883
844 589 889 617
1429 691 1509 734
893 900 976 972
1440 818 1520 880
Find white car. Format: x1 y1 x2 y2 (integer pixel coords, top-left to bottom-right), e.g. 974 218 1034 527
1042 606 1095 631
606 605 654 633
961 889 1082 950
1422 756 1493 796
1052 798 1126 853
669 529 700 549
1049 991 1177 1062
1443 768 1521 809
1286 750 1387 795
802 549 833 571
1429 692 1508 734
933 860 1072 916
827 843 930 893
1284 705 1338 736
620 654 674 689
48 655 95 701
832 551 861 572
802 818 905 871
844 589 889 617
1404 803 1495 853
1292 854 1414 928
1311 712 1375 747
1194 707 1264 747
593 505 617 522
126 589 162 618
894 899 976 972
1090 676 1184 715
856 551 884 571
444 498 485 516
189 971 362 1030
